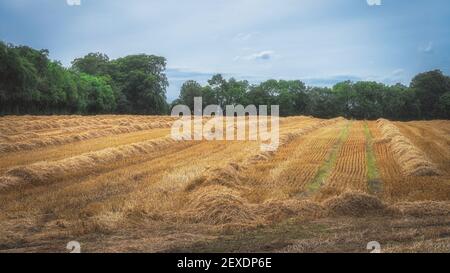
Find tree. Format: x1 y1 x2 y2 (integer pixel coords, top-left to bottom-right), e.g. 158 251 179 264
332 81 354 118
77 74 116 113
438 92 450 119
307 87 341 118
351 81 385 119
247 80 309 116
2 41 450 119
225 78 248 106
0 43 39 113
276 80 308 116
380 83 419 120
207 74 228 109
411 70 450 119
71 52 110 76
110 54 168 114
179 80 203 111
245 84 273 108
206 74 249 111
201 85 218 106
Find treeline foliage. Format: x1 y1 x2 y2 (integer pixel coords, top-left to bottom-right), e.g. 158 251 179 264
1 41 449 119
174 72 450 120
0 42 168 115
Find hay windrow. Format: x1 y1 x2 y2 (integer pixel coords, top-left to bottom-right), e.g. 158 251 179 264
322 191 387 217
0 136 182 190
0 120 174 153
0 115 177 134
180 117 346 228
185 185 260 226
377 119 440 176
185 118 345 193
0 176 22 192
187 195 325 228
184 185 326 229
1 116 449 251
183 162 246 192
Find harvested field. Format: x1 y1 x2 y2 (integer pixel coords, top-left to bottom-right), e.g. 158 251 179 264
377 119 440 176
0 115 449 253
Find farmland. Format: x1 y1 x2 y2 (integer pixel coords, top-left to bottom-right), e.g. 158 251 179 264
0 115 449 253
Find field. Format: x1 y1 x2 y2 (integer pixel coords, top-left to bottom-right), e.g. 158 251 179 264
0 115 449 253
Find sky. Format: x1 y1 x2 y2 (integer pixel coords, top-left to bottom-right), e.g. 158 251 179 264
1 0 449 101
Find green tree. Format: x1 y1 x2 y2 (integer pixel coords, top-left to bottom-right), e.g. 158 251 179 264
206 74 249 110
71 52 110 76
332 81 354 118
352 81 385 119
201 85 218 106
245 84 273 107
411 70 450 119
381 83 419 120
2 41 450 119
307 87 341 118
179 80 203 111
0 43 39 113
111 54 168 114
438 92 450 119
275 80 308 116
77 73 116 113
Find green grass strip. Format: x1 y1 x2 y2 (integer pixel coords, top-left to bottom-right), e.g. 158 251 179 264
304 121 351 194
363 122 382 195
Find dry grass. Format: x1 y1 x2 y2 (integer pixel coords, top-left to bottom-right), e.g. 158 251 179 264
0 136 181 190
0 115 449 253
392 201 450 217
185 185 259 227
322 191 387 217
377 119 440 176
0 119 175 153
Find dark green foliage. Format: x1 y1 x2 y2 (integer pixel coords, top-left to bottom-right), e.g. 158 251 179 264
174 72 450 120
438 92 450 118
411 70 450 119
1 41 449 119
71 52 110 76
77 73 116 113
307 87 341 118
110 54 168 114
179 80 203 112
0 42 168 115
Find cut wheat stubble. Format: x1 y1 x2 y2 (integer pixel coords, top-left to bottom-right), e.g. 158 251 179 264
180 117 346 227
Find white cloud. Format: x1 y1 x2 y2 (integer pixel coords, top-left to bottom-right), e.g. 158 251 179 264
249 50 274 60
235 50 275 61
366 0 381 6
392 69 404 76
419 42 434 53
233 33 253 41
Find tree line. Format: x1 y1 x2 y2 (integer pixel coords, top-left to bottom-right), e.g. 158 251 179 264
1 41 449 119
174 73 450 120
0 41 168 115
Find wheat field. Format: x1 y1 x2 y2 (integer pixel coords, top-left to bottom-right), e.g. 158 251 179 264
0 115 449 253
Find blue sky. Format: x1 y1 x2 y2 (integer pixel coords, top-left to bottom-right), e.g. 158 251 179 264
1 0 449 101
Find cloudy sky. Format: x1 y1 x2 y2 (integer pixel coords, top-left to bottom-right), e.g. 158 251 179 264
1 0 449 101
